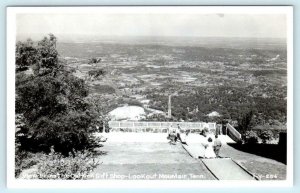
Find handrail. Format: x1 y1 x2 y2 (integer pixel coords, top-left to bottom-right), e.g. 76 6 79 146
226 123 242 142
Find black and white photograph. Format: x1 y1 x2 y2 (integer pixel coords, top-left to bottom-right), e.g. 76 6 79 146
6 6 293 188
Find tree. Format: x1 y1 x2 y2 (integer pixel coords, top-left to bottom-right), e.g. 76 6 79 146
15 34 98 156
259 130 273 144
15 39 38 72
237 110 254 132
237 110 255 143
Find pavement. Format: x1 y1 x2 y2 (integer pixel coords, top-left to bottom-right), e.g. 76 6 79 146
93 132 257 180
92 141 216 180
201 158 256 180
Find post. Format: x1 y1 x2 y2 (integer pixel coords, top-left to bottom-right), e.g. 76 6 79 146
168 95 172 118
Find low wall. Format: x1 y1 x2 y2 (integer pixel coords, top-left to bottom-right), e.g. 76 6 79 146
108 121 216 133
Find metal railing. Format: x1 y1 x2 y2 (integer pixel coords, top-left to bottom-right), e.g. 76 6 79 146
108 121 216 133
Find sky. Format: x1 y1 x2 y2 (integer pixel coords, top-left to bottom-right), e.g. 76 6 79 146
16 13 287 41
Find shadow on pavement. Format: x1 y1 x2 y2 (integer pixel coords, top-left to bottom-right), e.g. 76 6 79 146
227 143 287 164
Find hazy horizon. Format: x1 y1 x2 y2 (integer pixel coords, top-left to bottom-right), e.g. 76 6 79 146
16 34 287 45
16 13 287 42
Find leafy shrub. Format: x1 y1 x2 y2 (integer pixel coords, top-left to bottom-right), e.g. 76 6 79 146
15 149 40 178
36 151 100 180
243 130 258 144
259 130 273 144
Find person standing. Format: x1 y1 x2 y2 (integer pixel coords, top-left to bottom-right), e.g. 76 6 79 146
213 135 222 157
181 129 190 145
176 124 182 143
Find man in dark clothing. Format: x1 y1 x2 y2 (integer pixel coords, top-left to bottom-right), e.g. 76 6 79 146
176 124 182 143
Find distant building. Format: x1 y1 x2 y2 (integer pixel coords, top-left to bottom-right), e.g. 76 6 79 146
108 105 146 121
207 111 221 117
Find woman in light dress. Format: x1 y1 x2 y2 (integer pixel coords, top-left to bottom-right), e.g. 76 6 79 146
203 137 217 158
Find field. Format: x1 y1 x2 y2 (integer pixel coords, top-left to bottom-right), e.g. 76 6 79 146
57 36 287 128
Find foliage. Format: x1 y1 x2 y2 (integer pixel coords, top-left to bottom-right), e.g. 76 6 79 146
90 84 115 94
15 148 39 178
237 110 254 135
15 34 98 156
259 130 273 144
15 39 38 72
88 57 101 64
146 83 286 125
33 34 59 76
36 151 100 179
85 94 116 127
243 130 259 144
88 69 106 78
142 114 168 122
126 100 143 107
16 150 100 179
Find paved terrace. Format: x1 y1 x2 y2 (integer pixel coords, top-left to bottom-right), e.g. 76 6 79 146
91 133 231 180
92 132 286 180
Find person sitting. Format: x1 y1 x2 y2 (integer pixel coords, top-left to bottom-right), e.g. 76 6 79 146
167 125 177 145
200 127 209 137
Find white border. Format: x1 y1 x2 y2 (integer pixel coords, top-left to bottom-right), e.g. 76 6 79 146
6 6 293 189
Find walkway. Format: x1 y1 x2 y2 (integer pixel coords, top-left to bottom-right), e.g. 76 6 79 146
92 141 215 180
181 134 257 180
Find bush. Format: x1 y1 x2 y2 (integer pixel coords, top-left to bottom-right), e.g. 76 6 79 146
36 151 100 180
259 130 273 144
15 148 40 178
243 130 258 144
